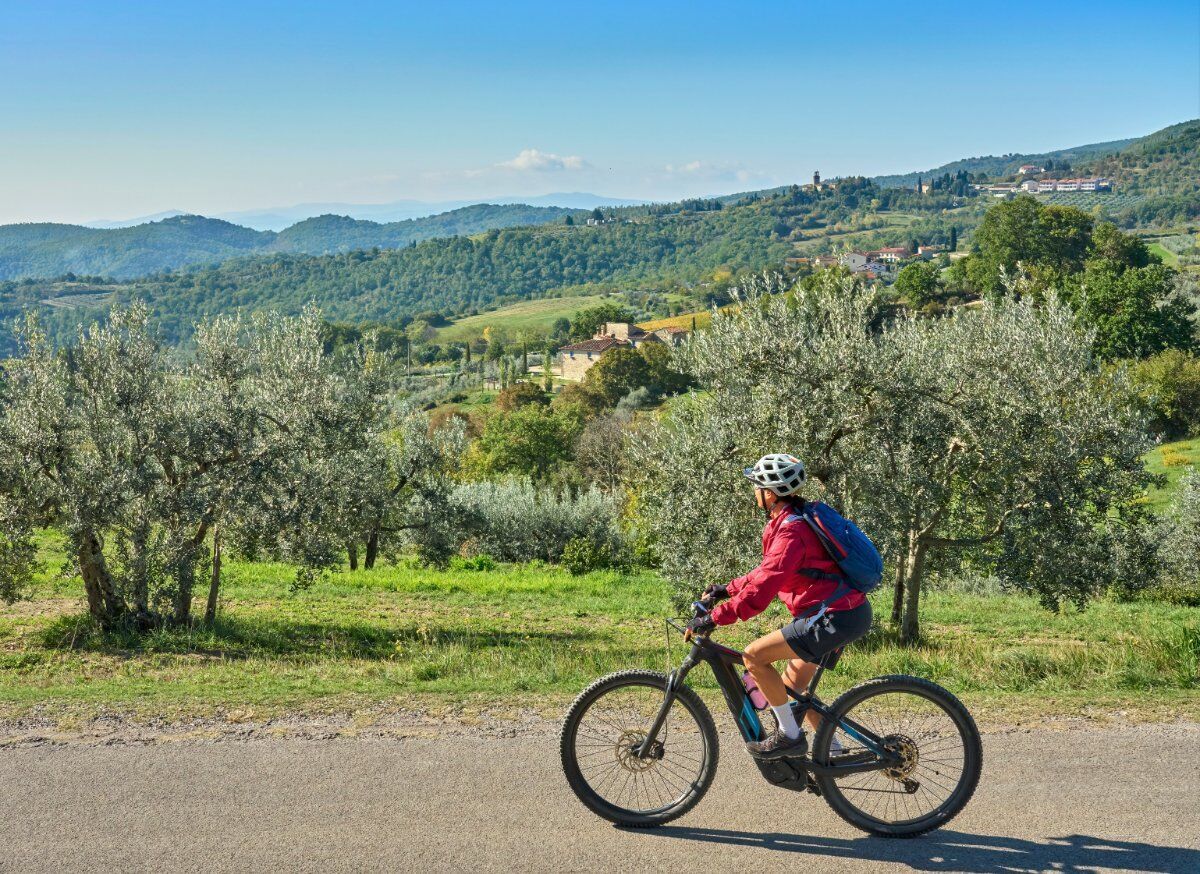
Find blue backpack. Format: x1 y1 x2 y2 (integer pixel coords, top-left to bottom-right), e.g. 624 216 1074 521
789 501 883 594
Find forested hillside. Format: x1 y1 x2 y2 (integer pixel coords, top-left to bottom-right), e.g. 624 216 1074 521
1 180 967 349
2 121 1193 353
872 137 1135 189
0 203 579 280
1078 119 1200 226
0 216 271 280
268 203 578 254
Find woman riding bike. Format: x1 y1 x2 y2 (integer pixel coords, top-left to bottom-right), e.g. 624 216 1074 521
685 453 873 759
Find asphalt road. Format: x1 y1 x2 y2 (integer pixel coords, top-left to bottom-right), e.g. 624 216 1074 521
1 723 1197 873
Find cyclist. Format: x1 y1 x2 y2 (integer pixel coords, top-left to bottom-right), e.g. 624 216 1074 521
685 453 873 759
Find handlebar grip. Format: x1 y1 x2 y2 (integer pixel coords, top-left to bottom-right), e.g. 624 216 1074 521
692 600 710 616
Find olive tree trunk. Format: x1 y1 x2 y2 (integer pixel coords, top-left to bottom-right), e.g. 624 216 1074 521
899 539 929 645
78 528 123 625
204 528 222 625
890 540 909 625
364 528 379 570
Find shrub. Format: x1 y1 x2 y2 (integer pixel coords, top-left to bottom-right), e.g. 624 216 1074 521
495 381 548 412
449 554 497 572
1155 469 1200 593
451 480 625 565
1129 350 1200 438
561 535 621 575
1146 580 1200 607
1161 449 1191 468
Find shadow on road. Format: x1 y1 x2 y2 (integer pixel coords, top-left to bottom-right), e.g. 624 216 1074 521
639 826 1199 873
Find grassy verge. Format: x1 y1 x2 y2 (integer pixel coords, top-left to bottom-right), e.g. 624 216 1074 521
1 542 1197 726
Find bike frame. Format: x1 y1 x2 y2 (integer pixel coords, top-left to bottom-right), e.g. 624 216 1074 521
638 625 901 789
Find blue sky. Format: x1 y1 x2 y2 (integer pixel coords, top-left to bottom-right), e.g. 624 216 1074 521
1 0 1196 224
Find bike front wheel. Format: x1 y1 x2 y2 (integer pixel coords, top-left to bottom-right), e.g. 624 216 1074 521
560 669 719 827
813 674 982 838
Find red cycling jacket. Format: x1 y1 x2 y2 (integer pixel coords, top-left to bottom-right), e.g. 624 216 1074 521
709 501 865 626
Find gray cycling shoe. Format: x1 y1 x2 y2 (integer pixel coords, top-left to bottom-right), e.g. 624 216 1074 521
747 729 808 760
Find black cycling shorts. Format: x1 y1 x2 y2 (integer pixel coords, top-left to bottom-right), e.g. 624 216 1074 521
781 600 873 663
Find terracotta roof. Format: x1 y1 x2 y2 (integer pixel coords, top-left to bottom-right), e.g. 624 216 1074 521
560 336 626 354
658 326 689 334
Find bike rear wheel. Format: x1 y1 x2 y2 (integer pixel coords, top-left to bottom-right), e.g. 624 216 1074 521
560 670 719 827
813 675 982 838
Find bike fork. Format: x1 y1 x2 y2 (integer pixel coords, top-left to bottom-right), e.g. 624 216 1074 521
634 647 699 757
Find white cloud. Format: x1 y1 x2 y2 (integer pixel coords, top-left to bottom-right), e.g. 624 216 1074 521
496 149 588 172
664 160 706 174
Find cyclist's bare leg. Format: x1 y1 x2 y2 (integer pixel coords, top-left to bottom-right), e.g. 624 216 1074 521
783 659 824 732
741 631 798 707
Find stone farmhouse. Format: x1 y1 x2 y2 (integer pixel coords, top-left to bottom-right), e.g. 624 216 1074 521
557 322 689 381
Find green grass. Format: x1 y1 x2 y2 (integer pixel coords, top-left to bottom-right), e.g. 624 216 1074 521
1146 242 1180 267
435 295 611 343
1144 437 1200 511
1 537 1196 724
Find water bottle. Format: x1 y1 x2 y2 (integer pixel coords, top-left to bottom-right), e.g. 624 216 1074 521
741 671 769 710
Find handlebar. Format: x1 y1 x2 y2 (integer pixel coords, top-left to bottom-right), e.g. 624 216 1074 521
665 599 714 640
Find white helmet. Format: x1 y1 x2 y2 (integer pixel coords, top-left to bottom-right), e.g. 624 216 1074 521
744 453 806 496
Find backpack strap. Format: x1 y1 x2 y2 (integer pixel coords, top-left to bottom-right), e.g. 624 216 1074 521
798 568 844 583
797 581 852 621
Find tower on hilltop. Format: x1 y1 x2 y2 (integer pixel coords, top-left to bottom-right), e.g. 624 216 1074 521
813 170 820 187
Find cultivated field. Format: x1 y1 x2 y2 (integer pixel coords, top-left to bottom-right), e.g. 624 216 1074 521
435 294 611 342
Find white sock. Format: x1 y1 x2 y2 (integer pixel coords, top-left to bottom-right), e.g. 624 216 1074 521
771 704 802 739
829 736 844 754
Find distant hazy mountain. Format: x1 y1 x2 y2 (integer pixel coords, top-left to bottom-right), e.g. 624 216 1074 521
0 203 583 280
84 210 189 229
216 193 645 231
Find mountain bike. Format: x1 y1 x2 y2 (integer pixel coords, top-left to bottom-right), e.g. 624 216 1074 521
560 601 982 837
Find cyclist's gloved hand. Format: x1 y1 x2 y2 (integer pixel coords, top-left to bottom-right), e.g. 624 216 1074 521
684 613 716 641
701 583 730 605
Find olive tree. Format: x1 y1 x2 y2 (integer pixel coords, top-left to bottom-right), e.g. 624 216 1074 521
1 307 173 624
629 272 1151 643
327 408 466 569
0 305 385 628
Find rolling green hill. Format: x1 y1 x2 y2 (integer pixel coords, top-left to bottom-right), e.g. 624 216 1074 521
872 137 1136 189
874 120 1198 228
2 120 1193 353
269 203 578 255
1075 119 1200 226
1 179 936 348
0 204 580 280
0 215 271 280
